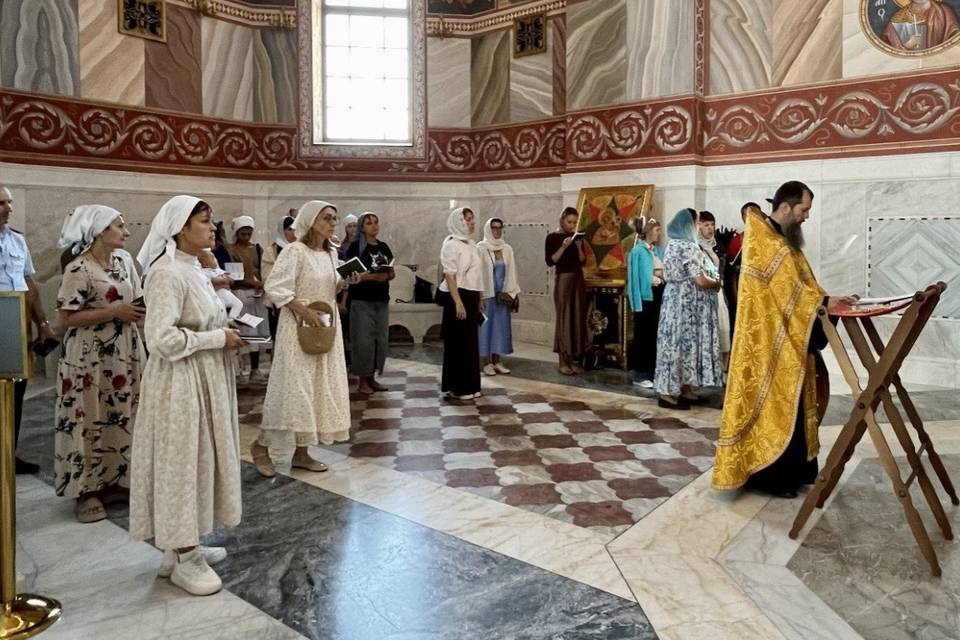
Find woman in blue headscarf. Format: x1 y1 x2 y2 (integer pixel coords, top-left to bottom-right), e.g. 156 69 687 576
653 208 723 409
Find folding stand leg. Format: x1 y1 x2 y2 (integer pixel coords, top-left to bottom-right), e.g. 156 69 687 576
844 318 953 542
862 318 960 506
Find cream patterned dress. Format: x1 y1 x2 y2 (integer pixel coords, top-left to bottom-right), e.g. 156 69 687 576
129 251 242 550
261 242 350 445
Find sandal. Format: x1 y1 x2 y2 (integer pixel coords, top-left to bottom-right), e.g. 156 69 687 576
251 442 276 478
291 452 328 473
76 496 107 524
559 366 575 376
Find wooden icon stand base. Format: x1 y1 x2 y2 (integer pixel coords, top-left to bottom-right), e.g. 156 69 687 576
789 283 958 577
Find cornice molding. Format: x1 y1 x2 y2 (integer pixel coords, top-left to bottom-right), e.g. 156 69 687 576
168 0 296 28
427 0 565 37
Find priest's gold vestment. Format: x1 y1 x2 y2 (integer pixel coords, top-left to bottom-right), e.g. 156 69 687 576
712 211 826 490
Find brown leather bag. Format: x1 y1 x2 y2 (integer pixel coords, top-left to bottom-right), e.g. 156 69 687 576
296 300 337 355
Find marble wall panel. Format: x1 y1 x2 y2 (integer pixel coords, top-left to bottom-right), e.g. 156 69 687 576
201 17 255 121
772 0 842 86
144 5 202 113
253 28 297 124
566 0 626 111
709 0 773 95
471 30 511 127
0 0 79 97
626 0 695 100
552 17 566 115
79 0 144 105
427 37 471 128
510 27 552 122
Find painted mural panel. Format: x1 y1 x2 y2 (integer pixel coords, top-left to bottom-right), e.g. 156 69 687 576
862 0 960 55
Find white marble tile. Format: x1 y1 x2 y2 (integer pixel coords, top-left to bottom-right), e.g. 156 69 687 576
427 37 471 128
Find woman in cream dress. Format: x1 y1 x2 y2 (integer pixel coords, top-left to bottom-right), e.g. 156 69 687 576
130 195 246 597
250 201 357 477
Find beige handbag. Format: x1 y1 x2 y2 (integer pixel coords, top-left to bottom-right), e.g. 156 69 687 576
296 300 337 355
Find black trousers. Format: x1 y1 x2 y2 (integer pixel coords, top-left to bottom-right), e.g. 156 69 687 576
440 289 481 396
14 378 27 448
748 397 819 493
630 284 663 378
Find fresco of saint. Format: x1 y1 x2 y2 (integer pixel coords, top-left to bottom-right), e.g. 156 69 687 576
881 0 960 51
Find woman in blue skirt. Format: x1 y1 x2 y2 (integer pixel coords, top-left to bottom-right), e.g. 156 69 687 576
478 218 521 376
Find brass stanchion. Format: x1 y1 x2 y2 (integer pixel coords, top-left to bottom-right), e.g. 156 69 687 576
0 291 60 638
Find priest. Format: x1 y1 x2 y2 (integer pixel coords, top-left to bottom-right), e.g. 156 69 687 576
712 181 856 498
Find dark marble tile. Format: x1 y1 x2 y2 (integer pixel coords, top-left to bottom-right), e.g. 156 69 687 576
18 391 658 640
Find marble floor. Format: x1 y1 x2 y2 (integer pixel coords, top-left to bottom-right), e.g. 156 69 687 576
12 350 960 640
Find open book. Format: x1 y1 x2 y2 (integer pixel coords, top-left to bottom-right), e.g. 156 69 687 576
336 257 368 279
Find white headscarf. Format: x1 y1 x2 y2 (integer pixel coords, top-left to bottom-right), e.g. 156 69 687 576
275 215 294 248
57 205 122 256
478 217 506 250
339 214 358 244
136 195 203 273
445 207 473 242
230 215 255 244
293 200 336 241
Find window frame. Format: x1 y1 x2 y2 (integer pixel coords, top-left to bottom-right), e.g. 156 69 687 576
299 0 426 160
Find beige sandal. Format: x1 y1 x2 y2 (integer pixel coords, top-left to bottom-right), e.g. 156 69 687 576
251 442 276 478
291 452 328 473
76 496 107 524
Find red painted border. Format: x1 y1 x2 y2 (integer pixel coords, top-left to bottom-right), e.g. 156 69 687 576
3 68 960 181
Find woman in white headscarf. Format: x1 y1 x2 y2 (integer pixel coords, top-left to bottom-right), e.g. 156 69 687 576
438 207 483 400
262 212 297 340
337 213 359 261
54 205 146 523
251 201 359 478
477 218 521 376
129 195 246 597
226 215 269 383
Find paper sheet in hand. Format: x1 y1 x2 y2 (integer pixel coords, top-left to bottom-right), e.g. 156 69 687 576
336 257 368 278
242 336 272 345
234 313 264 329
224 262 245 280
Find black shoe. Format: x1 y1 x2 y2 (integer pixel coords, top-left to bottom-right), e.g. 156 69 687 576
657 397 690 411
769 487 799 499
15 458 39 475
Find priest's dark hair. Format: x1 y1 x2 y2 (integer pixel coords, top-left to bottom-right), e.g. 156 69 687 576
770 181 814 211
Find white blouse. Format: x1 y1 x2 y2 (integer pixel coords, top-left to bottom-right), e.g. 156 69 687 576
439 237 483 292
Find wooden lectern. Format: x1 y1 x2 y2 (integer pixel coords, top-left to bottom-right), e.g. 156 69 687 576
789 282 958 576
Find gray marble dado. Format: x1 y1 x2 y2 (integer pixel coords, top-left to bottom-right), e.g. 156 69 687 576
626 0 695 101
427 37 471 128
0 0 79 96
510 27 553 122
471 30 511 127
566 0 626 111
788 455 960 640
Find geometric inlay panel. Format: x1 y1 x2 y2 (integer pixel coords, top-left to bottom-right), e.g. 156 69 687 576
868 217 960 319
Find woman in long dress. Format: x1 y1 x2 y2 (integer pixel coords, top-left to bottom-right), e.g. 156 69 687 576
251 201 357 477
130 195 246 596
653 208 723 410
227 216 269 383
544 207 587 376
438 207 484 400
478 218 521 376
53 205 145 522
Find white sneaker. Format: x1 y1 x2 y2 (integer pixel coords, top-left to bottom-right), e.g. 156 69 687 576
169 548 223 596
159 546 228 578
482 364 497 376
493 363 511 375
640 380 654 389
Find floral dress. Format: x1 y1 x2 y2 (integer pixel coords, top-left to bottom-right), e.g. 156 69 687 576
653 239 723 397
54 250 145 499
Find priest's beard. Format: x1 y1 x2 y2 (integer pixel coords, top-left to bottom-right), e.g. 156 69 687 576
783 221 805 250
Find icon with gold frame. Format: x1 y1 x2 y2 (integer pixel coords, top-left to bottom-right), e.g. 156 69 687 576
573 185 655 287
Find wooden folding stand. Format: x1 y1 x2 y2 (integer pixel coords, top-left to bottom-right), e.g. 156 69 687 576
789 282 958 577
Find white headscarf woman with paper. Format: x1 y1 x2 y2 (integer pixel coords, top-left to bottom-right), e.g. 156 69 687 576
253 199 354 478
129 195 246 597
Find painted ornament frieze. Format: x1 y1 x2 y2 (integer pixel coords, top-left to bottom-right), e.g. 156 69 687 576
861 0 960 56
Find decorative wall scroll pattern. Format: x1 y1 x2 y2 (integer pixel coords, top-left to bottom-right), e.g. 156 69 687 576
703 71 960 157
567 101 696 161
694 0 708 95
119 0 166 42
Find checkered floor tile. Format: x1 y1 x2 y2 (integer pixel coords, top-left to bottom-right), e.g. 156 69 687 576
238 369 718 536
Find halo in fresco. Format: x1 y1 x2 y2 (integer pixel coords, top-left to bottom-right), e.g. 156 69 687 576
861 0 960 57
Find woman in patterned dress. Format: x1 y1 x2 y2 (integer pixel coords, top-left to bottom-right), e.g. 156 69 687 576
54 205 146 523
653 208 724 410
251 201 359 478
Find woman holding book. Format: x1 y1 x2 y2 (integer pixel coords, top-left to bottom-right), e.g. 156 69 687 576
544 207 587 376
251 201 359 478
54 205 146 522
345 212 395 394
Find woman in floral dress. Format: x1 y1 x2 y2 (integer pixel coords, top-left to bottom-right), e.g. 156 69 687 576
54 205 146 523
653 208 724 410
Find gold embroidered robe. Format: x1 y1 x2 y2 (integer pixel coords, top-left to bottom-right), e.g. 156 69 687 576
711 211 826 490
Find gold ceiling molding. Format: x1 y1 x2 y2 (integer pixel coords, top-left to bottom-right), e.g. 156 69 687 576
427 0 565 37
168 0 295 28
